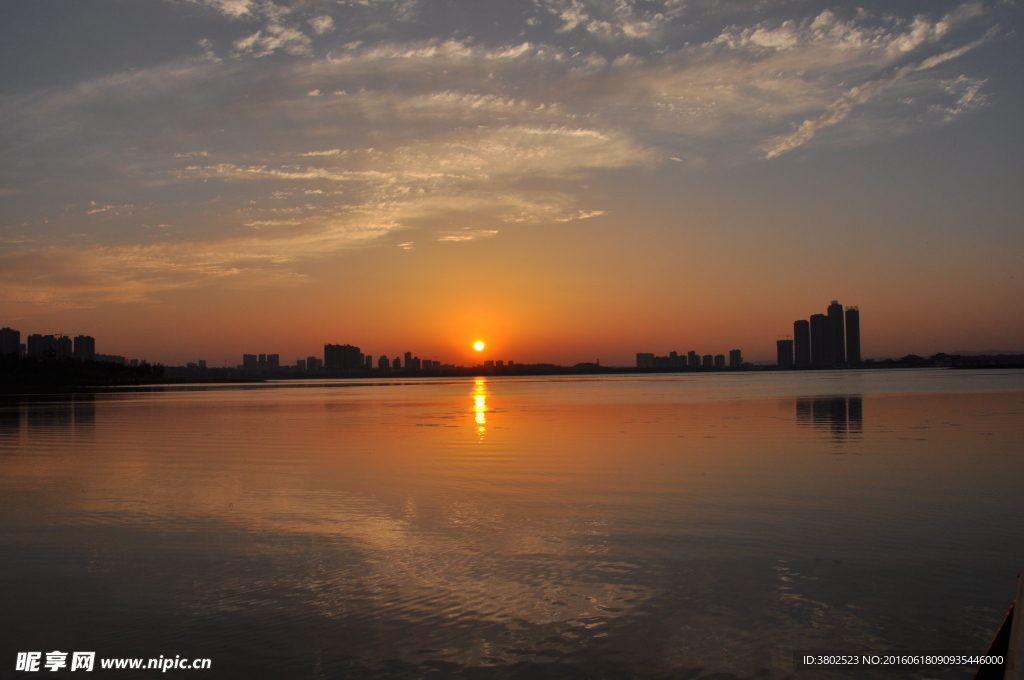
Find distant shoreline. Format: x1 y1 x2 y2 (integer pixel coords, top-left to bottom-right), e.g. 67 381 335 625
4 353 1023 395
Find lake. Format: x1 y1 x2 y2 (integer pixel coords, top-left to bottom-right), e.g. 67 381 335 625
2 369 1023 679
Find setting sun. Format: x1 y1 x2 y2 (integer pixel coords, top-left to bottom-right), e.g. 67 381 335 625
473 341 485 352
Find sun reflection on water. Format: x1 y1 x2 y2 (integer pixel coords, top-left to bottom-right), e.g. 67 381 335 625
472 379 487 435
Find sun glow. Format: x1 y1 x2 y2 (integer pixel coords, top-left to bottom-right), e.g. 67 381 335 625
473 341 485 352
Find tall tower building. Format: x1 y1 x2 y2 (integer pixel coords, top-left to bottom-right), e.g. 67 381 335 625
777 339 794 368
728 349 743 368
845 307 861 364
828 300 845 366
810 314 832 367
793 320 810 368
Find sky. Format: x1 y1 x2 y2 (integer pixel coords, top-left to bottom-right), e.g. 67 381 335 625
1 0 1022 367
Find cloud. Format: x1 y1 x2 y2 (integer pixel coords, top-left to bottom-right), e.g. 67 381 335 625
930 75 989 121
0 1 1005 310
233 24 313 57
536 0 667 40
437 229 499 242
309 15 335 35
191 0 256 18
762 27 997 159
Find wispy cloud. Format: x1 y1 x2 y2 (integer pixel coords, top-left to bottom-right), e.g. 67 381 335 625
762 26 998 158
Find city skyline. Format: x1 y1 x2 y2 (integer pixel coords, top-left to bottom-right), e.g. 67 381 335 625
1 1 1022 367
6 294 1024 370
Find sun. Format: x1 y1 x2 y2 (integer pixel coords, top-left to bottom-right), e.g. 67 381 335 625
473 341 485 352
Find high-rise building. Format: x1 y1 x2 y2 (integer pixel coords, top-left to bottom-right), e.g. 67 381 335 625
845 307 861 364
793 320 810 368
73 335 96 361
378 355 389 370
702 354 713 368
296 359 306 372
810 314 832 367
777 339 794 368
828 300 845 367
1 327 21 356
266 354 280 371
392 357 401 369
243 354 258 371
258 353 267 371
729 349 743 368
306 356 321 371
404 352 413 370
56 335 72 358
27 334 58 359
324 344 363 370
364 354 373 370
687 351 697 368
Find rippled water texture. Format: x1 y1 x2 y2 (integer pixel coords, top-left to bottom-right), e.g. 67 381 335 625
2 369 1023 679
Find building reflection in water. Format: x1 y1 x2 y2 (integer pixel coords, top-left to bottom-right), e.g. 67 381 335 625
2 394 97 439
0 401 20 439
472 379 488 435
795 395 863 442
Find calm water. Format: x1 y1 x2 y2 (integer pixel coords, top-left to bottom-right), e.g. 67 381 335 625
2 369 1023 679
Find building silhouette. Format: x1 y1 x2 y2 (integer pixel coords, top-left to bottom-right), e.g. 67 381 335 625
1 327 21 356
810 314 831 367
324 344 363 370
791 301 862 368
73 335 96 361
777 339 794 368
27 334 56 359
828 300 846 367
729 349 743 367
846 307 861 364
793 320 810 368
